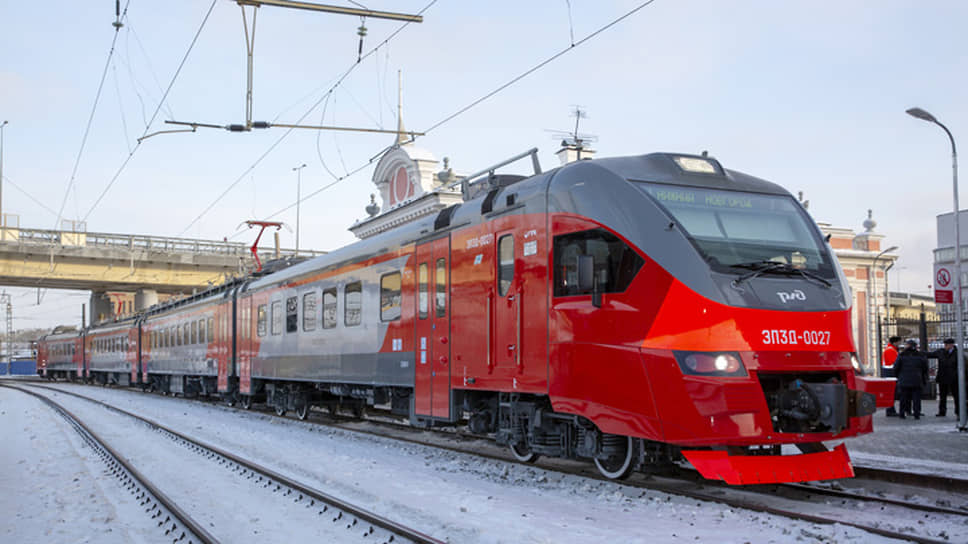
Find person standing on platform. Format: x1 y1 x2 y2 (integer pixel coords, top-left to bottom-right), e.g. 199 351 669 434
883 336 902 417
894 339 929 419
931 338 960 417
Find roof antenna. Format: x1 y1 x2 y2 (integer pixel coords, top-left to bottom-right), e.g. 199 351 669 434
701 150 708 157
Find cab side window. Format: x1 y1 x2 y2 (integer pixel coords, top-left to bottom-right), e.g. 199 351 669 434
553 228 644 297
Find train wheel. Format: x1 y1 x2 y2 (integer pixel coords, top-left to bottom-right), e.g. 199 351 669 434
240 395 252 410
509 441 540 464
274 403 287 417
295 399 310 421
594 435 636 480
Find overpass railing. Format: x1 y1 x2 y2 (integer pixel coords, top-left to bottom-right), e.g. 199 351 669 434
0 226 324 259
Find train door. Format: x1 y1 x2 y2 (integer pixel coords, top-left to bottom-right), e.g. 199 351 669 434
414 236 452 420
130 327 139 385
493 231 521 374
239 297 253 395
217 303 229 393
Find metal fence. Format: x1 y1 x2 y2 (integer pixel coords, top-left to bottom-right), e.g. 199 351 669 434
877 314 962 398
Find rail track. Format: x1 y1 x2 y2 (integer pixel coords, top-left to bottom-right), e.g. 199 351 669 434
5 382 443 544
30 381 968 544
1 383 219 544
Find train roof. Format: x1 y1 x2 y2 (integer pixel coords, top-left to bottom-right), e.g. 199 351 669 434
240 151 793 290
587 152 789 195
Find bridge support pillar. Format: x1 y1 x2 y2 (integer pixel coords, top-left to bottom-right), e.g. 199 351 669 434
90 291 115 324
135 289 158 311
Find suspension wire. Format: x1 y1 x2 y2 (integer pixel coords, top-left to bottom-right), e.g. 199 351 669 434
2 175 59 217
315 92 341 180
230 0 659 234
121 30 152 126
111 59 133 153
179 0 438 237
564 0 575 46
82 0 217 223
53 0 131 231
128 20 177 119
422 0 658 136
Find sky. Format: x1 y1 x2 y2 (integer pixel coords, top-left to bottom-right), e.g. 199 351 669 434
1 0 966 331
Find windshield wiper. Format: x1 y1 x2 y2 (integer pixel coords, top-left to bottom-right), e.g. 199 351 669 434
730 260 831 288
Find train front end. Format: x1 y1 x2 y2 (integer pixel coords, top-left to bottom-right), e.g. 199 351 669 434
550 153 894 484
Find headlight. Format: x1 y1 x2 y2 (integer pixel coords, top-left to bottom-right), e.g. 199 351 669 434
850 353 864 375
674 351 747 377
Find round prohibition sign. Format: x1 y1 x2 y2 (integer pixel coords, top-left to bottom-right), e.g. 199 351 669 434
937 267 952 288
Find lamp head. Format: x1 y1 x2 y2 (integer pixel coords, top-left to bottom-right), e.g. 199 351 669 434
906 107 937 123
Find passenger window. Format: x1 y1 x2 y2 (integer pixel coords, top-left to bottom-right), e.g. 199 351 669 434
345 282 362 327
436 258 447 317
498 235 514 296
271 300 283 335
183 324 190 345
418 263 429 319
257 304 267 337
322 289 337 329
553 228 644 297
207 317 214 342
303 292 317 331
191 321 198 344
381 272 401 322
286 296 298 333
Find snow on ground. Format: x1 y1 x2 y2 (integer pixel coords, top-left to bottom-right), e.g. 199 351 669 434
0 386 155 544
1 382 925 543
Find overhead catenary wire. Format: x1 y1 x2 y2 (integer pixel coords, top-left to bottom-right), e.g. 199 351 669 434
82 0 218 224
421 0 659 136
54 0 132 232
233 0 660 235
179 0 438 237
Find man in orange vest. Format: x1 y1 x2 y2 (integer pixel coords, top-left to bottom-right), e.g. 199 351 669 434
883 336 901 416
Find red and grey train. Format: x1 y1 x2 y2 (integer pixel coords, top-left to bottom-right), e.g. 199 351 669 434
37 151 895 484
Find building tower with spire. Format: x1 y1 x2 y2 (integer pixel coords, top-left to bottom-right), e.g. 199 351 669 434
349 72 462 239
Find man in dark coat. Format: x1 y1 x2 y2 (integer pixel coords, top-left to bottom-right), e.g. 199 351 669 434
931 338 960 417
894 339 929 419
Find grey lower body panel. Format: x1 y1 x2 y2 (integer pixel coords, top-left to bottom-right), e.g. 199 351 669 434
250 351 415 387
145 357 217 377
89 362 131 374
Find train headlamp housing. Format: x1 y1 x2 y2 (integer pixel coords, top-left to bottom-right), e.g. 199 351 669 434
674 351 747 377
672 155 722 175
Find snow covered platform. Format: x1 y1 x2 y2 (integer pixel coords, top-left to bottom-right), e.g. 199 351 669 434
845 398 968 480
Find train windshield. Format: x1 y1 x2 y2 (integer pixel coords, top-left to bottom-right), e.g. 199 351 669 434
639 183 836 279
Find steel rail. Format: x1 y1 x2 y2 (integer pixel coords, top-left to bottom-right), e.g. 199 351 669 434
1 383 219 544
21 383 444 544
854 466 968 494
34 381 963 544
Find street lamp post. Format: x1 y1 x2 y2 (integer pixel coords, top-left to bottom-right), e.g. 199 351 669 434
873 245 898 376
906 107 965 431
292 163 306 252
0 120 7 223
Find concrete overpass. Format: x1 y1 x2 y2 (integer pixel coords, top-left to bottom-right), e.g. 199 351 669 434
0 221 323 324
